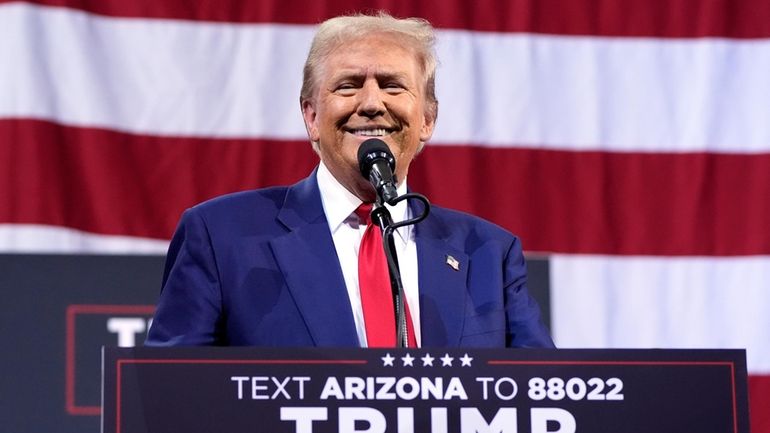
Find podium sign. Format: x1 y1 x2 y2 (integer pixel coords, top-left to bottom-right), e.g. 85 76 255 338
102 347 748 433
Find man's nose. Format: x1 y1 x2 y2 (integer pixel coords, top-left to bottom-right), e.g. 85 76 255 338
357 81 386 117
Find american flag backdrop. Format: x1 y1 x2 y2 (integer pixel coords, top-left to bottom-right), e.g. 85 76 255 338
1 0 769 431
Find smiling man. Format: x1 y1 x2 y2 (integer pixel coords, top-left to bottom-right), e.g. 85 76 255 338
300 18 436 203
146 13 554 349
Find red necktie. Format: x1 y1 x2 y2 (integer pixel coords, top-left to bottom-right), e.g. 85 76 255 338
355 203 418 348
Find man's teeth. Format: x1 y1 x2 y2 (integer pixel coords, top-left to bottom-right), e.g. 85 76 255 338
352 129 388 136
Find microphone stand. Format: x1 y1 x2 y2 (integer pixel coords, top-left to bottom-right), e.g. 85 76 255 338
370 204 409 348
370 192 432 348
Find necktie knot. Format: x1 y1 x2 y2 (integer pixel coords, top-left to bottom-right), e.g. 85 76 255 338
355 203 374 226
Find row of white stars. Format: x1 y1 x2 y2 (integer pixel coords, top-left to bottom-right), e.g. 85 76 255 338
381 353 473 367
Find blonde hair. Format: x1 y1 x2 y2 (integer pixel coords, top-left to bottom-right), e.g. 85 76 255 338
300 12 438 121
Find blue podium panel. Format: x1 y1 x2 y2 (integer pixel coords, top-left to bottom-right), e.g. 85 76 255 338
103 347 748 433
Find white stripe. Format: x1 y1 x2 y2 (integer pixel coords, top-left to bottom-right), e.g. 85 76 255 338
436 32 770 152
0 224 169 254
550 254 770 374
0 3 312 139
2 3 770 152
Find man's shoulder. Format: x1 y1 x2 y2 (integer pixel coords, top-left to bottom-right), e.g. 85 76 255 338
188 172 315 219
181 174 317 235
184 186 285 225
426 205 517 243
193 185 289 215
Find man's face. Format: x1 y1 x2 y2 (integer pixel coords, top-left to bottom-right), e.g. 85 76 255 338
301 33 436 202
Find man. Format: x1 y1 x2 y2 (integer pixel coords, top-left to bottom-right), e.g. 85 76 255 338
146 13 554 348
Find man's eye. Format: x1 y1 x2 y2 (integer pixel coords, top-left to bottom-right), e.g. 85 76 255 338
334 83 358 94
382 83 406 93
336 82 357 90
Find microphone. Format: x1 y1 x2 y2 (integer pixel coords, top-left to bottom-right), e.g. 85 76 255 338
357 138 399 205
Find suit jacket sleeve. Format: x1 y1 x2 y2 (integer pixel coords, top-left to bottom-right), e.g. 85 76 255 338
504 236 556 348
145 207 224 346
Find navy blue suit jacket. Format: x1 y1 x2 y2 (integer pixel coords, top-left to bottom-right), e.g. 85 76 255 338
146 172 554 348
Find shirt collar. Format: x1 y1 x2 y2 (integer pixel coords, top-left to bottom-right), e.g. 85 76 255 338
317 162 411 240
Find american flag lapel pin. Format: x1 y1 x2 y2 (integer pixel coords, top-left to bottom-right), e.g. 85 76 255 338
446 255 460 271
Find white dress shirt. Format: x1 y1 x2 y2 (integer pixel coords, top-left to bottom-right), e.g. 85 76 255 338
316 162 421 347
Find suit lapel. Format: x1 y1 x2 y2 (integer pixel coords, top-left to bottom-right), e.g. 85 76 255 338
415 209 469 347
270 172 359 347
269 176 470 348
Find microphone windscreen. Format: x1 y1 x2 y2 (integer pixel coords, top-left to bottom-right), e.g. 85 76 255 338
357 138 395 178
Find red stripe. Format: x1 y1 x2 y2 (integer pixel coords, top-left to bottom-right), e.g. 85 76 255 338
4 0 770 39
750 375 770 433
410 145 770 256
0 118 319 239
2 118 770 255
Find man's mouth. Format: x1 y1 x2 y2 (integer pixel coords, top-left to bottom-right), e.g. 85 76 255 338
346 127 393 137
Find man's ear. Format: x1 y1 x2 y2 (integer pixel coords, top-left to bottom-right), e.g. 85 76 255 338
301 99 320 142
419 101 438 143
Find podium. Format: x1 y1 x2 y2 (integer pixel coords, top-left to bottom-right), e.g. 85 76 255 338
103 347 749 433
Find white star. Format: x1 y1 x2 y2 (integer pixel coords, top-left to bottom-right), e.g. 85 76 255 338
401 353 415 366
421 353 435 366
440 353 454 367
459 353 473 367
382 353 395 366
